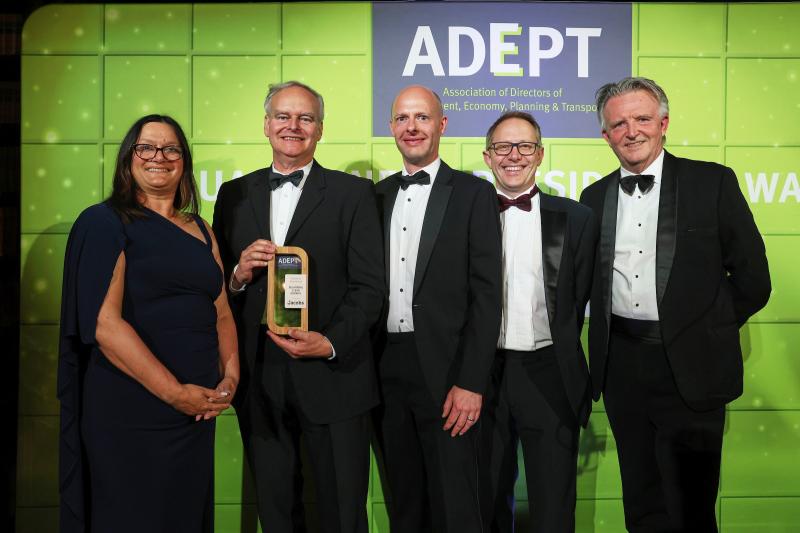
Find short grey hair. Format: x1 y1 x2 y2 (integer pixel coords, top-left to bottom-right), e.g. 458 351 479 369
263 81 325 122
595 77 669 130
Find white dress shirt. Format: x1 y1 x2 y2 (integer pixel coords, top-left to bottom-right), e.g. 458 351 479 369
386 158 441 332
611 150 664 320
270 161 313 246
497 187 553 351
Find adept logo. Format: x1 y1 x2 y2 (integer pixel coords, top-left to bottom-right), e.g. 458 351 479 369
373 3 631 138
403 24 602 78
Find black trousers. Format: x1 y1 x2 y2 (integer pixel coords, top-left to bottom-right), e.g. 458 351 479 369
374 332 483 533
237 366 370 533
481 346 579 533
604 318 724 533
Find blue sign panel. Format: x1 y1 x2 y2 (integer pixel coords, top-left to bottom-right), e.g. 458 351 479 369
372 2 632 138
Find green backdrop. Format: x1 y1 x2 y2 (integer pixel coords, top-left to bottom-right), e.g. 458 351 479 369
17 3 800 531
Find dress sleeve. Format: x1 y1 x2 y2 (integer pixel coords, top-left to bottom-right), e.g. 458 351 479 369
57 203 126 532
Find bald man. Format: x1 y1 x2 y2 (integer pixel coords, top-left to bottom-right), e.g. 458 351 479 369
373 85 503 533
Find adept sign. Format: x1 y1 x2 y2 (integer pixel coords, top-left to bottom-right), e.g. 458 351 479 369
372 2 632 137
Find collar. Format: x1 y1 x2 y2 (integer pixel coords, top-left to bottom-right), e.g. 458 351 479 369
402 158 441 186
270 160 314 189
620 149 664 184
497 183 538 200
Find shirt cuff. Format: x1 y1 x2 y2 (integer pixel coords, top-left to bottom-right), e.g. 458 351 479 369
229 264 247 292
325 337 336 360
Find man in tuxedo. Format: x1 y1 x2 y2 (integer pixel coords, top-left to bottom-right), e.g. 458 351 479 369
579 77 770 532
212 81 384 533
373 85 503 533
480 112 597 532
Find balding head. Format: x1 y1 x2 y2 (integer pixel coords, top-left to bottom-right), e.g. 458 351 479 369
389 85 448 173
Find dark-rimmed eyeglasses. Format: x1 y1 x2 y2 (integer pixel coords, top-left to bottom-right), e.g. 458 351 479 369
133 143 183 161
488 142 542 156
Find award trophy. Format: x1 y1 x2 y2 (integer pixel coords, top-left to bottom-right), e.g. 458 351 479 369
265 246 309 335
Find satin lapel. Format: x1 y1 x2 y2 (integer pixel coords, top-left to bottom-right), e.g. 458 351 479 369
413 164 453 297
656 151 678 306
539 193 565 325
248 168 271 238
381 176 401 288
285 162 325 244
599 172 620 322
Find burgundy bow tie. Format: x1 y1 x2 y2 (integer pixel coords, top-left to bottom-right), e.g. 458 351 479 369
498 186 539 212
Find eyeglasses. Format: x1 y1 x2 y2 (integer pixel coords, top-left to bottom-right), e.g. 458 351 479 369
488 142 542 156
133 143 183 161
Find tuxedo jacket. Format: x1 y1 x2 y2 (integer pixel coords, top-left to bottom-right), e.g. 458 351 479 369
525 191 598 427
375 161 503 403
579 150 771 412
212 161 385 424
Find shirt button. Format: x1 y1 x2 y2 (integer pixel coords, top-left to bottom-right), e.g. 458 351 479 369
400 288 404 293
639 250 643 254
400 319 404 323
407 198 411 202
401 257 405 262
635 274 639 279
638 223 642 227
635 303 640 307
403 226 407 231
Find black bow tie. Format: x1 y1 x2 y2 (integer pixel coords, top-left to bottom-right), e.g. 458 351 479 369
498 186 539 212
269 169 303 190
619 174 655 195
398 170 430 190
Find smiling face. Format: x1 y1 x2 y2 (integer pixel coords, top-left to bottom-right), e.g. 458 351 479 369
130 121 184 197
264 85 323 171
601 90 669 174
484 117 543 197
390 86 447 173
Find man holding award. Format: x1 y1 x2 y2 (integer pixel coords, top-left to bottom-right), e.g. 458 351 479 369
212 81 384 533
374 85 503 533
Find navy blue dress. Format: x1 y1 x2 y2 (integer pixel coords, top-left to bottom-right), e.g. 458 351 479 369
58 203 222 533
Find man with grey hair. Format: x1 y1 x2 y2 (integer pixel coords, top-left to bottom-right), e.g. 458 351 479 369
580 77 770 531
213 81 384 532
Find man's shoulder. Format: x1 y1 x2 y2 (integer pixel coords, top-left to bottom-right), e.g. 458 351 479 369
309 163 374 201
579 170 615 204
443 164 494 193
669 151 729 175
219 167 269 194
317 165 374 191
374 171 402 195
541 190 593 219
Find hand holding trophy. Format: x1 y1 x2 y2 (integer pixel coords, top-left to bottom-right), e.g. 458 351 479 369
265 246 309 334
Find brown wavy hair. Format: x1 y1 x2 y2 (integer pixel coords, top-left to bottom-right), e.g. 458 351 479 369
107 114 198 222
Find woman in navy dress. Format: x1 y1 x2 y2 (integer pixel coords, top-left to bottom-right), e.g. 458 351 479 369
58 115 239 532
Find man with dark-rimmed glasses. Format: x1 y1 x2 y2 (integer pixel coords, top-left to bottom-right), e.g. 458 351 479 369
481 111 598 532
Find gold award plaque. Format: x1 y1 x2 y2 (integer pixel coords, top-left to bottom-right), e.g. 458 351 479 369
265 246 309 335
